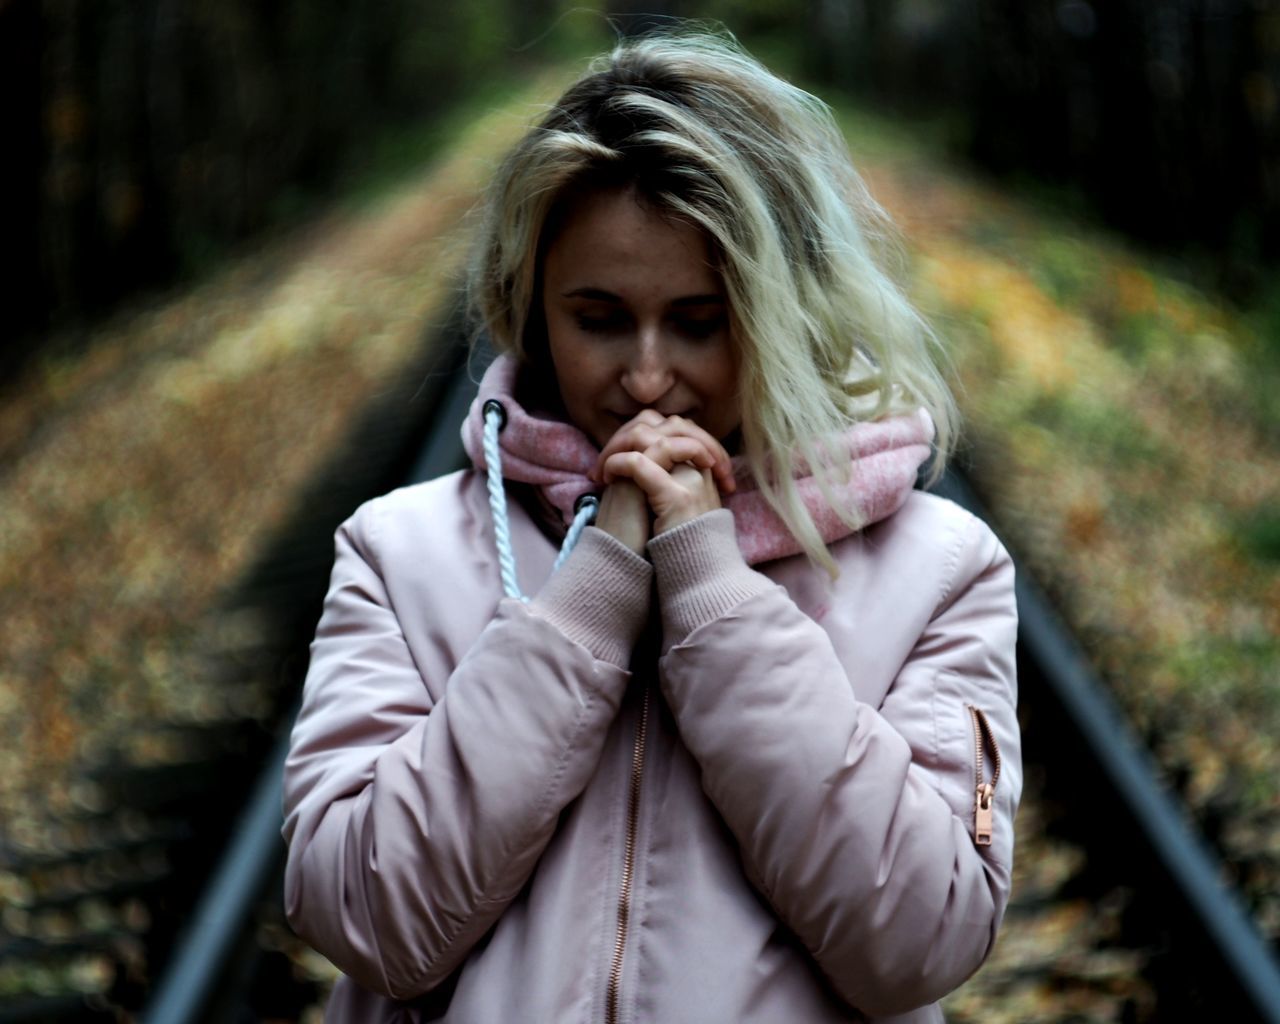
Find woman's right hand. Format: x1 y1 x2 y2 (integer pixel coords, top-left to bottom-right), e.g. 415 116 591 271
592 411 734 555
592 411 734 544
592 410 736 496
595 479 651 555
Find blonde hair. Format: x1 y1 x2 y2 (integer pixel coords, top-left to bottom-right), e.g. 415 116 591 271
468 30 957 573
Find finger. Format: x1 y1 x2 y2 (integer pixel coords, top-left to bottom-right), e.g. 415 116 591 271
595 480 651 554
709 451 736 494
599 450 680 498
654 465 722 533
658 416 735 493
642 436 717 472
603 431 718 484
596 414 736 493
592 422 664 481
599 423 663 461
603 452 722 532
668 462 719 501
668 461 709 486
632 408 667 428
603 409 665 453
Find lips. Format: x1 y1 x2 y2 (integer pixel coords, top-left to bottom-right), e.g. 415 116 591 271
606 408 697 423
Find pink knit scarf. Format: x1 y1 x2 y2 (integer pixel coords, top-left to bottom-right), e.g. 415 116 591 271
461 356 933 565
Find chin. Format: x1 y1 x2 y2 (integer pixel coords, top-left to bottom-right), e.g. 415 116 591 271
579 421 610 448
591 414 626 446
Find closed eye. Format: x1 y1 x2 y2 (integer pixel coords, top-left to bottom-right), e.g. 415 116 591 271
671 315 726 340
574 312 631 334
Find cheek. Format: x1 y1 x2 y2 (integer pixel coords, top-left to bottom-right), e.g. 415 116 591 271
545 318 581 395
547 333 609 418
555 366 592 413
703 343 741 406
712 365 744 435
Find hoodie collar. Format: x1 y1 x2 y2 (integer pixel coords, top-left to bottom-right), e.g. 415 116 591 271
462 355 932 565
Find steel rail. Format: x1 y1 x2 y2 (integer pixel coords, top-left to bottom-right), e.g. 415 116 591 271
141 358 481 1024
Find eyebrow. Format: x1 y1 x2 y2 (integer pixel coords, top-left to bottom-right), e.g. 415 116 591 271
561 287 725 307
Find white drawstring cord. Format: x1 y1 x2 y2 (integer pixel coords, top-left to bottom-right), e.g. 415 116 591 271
483 400 598 602
483 401 524 601
555 495 600 573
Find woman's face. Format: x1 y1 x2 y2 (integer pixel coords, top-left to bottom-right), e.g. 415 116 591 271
540 188 740 449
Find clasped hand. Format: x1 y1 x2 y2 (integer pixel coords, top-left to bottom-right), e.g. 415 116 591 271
589 410 736 554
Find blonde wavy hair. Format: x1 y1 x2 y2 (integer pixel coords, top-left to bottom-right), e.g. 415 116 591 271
468 30 957 573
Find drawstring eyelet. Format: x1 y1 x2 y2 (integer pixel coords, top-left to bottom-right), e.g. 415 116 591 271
483 399 508 432
552 492 600 574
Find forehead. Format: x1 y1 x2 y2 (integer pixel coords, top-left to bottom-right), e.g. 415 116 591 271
542 188 722 299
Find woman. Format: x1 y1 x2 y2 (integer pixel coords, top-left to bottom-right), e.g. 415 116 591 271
283 31 1020 1023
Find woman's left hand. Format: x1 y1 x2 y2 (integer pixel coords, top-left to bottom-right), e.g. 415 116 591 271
597 455 724 537
592 411 729 534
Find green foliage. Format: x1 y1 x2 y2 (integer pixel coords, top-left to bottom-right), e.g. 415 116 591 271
1029 236 1101 310
1241 284 1280 434
1234 508 1280 563
1166 632 1280 717
1024 392 1175 472
336 73 532 212
19 0 612 352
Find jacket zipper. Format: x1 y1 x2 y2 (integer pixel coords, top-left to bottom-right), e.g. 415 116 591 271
967 705 1001 846
605 686 650 1024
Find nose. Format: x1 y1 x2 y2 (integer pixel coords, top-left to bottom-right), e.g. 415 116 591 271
621 332 674 405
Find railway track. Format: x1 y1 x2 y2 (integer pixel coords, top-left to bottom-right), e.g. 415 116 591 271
0 310 471 1024
3 337 1278 1023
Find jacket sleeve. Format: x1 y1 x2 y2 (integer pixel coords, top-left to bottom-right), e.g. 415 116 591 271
647 508 1020 1017
281 501 651 1001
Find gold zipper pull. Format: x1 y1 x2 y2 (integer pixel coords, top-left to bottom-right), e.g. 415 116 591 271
967 705 1001 848
974 783 994 846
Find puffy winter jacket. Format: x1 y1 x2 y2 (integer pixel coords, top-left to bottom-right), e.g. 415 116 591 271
282 469 1020 1022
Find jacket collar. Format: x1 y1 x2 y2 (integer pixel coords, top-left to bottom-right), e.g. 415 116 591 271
461 355 933 565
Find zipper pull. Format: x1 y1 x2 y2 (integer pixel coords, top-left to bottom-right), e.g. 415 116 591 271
974 783 994 846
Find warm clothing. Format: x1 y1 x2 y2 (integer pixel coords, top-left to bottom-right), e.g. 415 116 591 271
282 364 1021 1023
461 356 936 565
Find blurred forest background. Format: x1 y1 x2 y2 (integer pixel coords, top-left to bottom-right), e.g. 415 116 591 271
1 1 1278 1021
5 0 1280 372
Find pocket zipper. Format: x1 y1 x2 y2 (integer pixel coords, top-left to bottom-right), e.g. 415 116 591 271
966 705 1001 846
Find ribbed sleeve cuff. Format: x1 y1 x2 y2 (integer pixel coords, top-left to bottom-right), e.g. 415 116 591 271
647 509 773 647
530 527 653 668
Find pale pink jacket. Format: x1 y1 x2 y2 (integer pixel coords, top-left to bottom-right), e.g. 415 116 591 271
283 473 1020 1022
